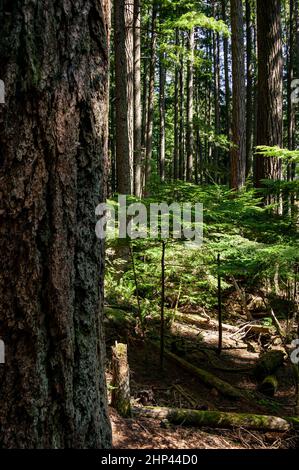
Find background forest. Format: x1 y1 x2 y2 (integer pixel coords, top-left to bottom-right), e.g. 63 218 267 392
103 0 299 450
0 0 299 451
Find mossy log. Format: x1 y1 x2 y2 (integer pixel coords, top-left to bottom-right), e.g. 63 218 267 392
111 342 131 417
150 342 245 400
133 406 299 432
254 350 285 380
258 375 278 397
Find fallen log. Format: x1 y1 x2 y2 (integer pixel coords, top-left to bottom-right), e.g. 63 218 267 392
150 342 245 400
176 313 238 333
133 406 299 432
254 350 285 380
189 349 254 373
244 325 275 337
258 375 278 397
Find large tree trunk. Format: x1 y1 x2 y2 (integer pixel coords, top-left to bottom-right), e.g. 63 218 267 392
114 0 134 194
255 0 283 188
221 0 231 143
230 0 246 190
246 0 254 177
0 0 111 449
133 0 142 197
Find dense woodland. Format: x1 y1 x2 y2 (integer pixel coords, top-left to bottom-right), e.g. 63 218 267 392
0 0 299 451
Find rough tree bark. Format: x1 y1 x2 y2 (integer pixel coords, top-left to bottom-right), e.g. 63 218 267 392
0 0 111 448
230 0 246 190
246 0 254 177
221 0 231 143
255 0 283 188
114 0 134 194
133 0 142 197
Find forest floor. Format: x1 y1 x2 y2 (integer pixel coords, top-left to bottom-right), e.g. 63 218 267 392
105 308 299 449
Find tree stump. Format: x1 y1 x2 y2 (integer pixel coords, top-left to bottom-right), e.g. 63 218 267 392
254 350 284 397
111 342 131 417
258 375 278 397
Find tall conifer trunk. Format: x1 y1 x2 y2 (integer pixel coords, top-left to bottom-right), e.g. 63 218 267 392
0 0 111 448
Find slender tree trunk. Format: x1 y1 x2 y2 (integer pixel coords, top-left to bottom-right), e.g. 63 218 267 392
230 0 246 190
286 0 296 214
203 38 212 183
246 0 254 177
134 0 142 197
255 0 283 188
222 0 231 140
295 0 299 76
195 74 203 184
252 12 258 153
0 0 111 448
159 52 166 182
145 4 157 189
186 28 195 182
173 30 180 180
141 9 151 155
213 0 220 178
115 0 134 194
179 32 185 180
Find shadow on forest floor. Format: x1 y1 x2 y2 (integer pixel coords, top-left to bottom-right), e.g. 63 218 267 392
105 309 299 449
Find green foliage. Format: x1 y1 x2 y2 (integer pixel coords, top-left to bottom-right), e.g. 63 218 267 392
105 184 298 322
256 146 299 164
172 12 230 35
